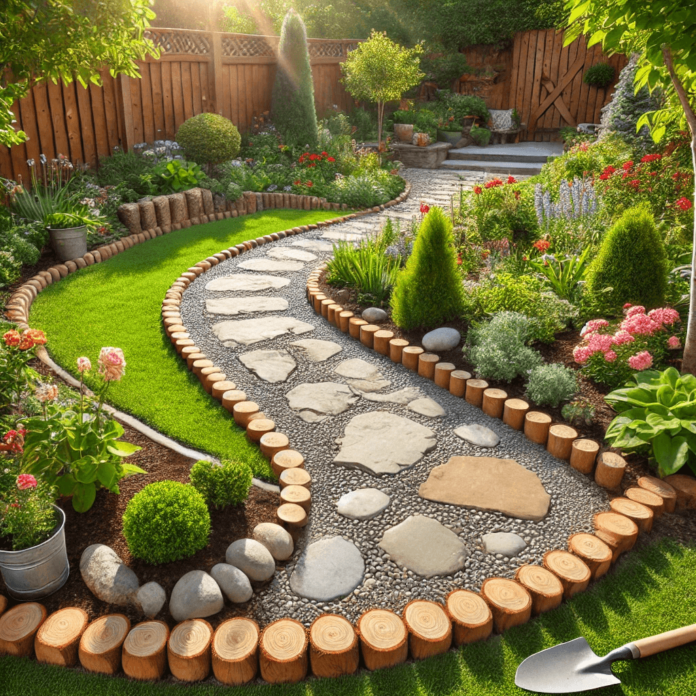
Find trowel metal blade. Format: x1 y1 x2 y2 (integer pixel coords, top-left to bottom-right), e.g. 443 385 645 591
515 637 622 694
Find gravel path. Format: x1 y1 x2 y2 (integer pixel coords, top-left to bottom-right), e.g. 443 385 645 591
180 168 610 627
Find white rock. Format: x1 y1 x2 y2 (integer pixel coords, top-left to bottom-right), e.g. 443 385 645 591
239 349 296 382
455 423 500 448
210 563 253 603
289 339 342 362
408 397 446 418
212 316 314 347
334 358 391 393
253 523 294 561
337 489 391 520
205 274 290 292
169 570 224 622
266 247 317 262
286 382 359 422
482 532 527 557
206 297 288 315
225 539 275 582
422 327 461 352
136 582 166 618
80 544 139 607
362 307 388 323
238 258 304 272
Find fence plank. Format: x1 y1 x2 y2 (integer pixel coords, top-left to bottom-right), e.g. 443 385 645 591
75 82 97 168
149 62 166 142
244 64 254 130
140 63 156 144
191 62 202 115
129 77 144 145
181 61 194 121
228 64 239 127
171 62 185 132
89 83 109 160
199 62 211 114
8 102 29 185
161 62 175 139
101 72 121 153
19 90 41 174
47 81 70 158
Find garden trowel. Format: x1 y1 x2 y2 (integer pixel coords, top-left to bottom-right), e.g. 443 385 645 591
515 624 696 693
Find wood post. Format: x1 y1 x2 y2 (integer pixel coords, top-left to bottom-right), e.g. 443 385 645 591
418 353 440 379
625 487 664 517
309 614 359 678
247 418 276 442
567 533 613 580
212 380 236 401
339 311 353 332
402 346 424 371
356 610 408 671
543 550 591 599
280 484 312 510
480 578 532 633
167 619 213 682
0 603 47 658
389 338 409 362
402 600 452 660
35 607 88 667
514 565 564 615
271 449 304 478
594 512 639 561
482 388 507 418
445 590 493 645
610 498 654 534
349 318 367 339
524 411 552 444
260 432 289 460
374 330 394 356
546 424 578 460
212 618 259 686
233 401 260 427
259 619 308 684
210 31 224 115
594 451 626 489
222 390 247 412
79 614 130 675
122 621 170 681
279 467 311 489
0 596 6 618
276 503 308 532
360 324 380 348
465 379 488 407
637 476 677 513
449 370 471 397
434 362 455 389
570 439 599 474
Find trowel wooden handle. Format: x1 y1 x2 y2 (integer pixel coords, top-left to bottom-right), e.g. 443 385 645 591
633 624 696 658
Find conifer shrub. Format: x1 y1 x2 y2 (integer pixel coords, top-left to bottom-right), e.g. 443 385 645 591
585 205 668 311
176 113 241 170
271 10 318 148
390 206 465 329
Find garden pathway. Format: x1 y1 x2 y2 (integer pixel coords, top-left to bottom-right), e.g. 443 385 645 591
180 167 610 626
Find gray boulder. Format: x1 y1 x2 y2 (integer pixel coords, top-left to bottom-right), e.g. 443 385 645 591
362 307 388 323
422 327 461 352
225 539 275 582
136 582 166 618
169 570 224 622
482 532 527 557
210 563 253 603
253 523 294 561
80 544 139 606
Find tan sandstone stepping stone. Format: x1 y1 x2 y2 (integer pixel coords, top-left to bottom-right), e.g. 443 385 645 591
239 350 297 383
334 412 437 476
292 239 334 252
408 397 445 418
238 258 304 273
206 297 289 315
286 383 359 422
362 387 422 405
379 515 468 578
213 317 314 347
322 230 362 243
418 456 550 521
334 358 391 393
267 247 317 262
205 275 290 292
289 339 342 362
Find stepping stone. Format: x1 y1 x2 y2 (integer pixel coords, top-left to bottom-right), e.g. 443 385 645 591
408 397 446 418
333 411 437 476
418 456 551 521
363 387 422 405
212 316 314 347
289 537 365 602
239 349 297 383
334 358 391 393
238 258 304 272
379 515 468 578
422 327 461 352
455 424 500 448
292 239 334 252
206 297 288 315
286 382 359 422
362 307 388 323
289 339 342 362
337 488 391 520
266 247 317 262
322 230 362 243
482 532 527 557
205 274 291 292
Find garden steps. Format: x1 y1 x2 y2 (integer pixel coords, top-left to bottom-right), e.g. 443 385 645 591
442 141 563 176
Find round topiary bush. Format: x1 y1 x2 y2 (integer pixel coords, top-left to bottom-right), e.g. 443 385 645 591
189 459 252 509
176 113 241 169
122 481 210 564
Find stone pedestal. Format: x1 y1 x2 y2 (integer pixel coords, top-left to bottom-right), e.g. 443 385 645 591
391 142 451 169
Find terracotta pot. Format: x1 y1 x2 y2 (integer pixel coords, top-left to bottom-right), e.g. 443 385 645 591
394 123 414 143
413 132 431 147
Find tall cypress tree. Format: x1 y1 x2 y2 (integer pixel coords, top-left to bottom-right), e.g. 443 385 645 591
271 10 318 148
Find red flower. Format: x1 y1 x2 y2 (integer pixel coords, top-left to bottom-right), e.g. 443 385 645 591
622 161 633 171
456 255 462 265
507 175 517 184
629 179 640 190
24 329 46 346
599 165 616 180
676 197 693 211
293 179 301 186
533 240 550 253
321 151 328 156
420 203 430 214
307 163 316 168
306 181 313 188
309 154 319 161
484 178 504 189
3 330 20 347
473 186 482 195
18 335 34 351
641 153 662 163
327 157 335 163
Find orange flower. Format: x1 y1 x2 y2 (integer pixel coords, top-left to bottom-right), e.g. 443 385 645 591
24 329 46 345
3 330 20 347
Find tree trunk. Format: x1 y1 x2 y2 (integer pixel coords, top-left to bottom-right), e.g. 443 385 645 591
377 101 385 150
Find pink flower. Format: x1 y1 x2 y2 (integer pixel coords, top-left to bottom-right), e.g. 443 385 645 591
581 319 609 337
628 351 653 371
573 346 592 365
77 357 92 373
668 335 681 349
626 305 646 317
98 347 126 382
648 307 680 327
612 330 635 346
17 474 37 490
587 333 614 354
604 350 617 362
623 303 632 310
36 383 58 402
621 313 659 336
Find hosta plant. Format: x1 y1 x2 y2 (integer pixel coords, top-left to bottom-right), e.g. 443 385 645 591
605 367 696 477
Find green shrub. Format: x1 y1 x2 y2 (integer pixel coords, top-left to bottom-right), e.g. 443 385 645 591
122 481 210 564
271 10 318 148
176 113 241 169
583 62 615 88
526 363 578 407
0 250 21 288
190 459 252 509
585 205 668 312
423 53 470 88
391 207 465 329
470 125 491 146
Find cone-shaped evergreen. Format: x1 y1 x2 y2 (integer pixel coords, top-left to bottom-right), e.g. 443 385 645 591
271 10 318 148
391 207 465 330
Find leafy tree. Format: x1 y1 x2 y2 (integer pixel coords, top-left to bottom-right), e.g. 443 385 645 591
341 31 424 148
271 10 318 148
0 0 157 148
564 0 696 372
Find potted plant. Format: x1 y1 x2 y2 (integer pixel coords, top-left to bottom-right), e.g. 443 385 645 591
45 206 99 262
392 110 416 143
437 112 462 145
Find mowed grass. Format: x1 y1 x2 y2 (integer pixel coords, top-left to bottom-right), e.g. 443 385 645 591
1 539 695 695
29 210 339 479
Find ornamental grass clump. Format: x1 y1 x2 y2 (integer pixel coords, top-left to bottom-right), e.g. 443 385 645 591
190 459 252 509
526 363 578 408
391 207 465 329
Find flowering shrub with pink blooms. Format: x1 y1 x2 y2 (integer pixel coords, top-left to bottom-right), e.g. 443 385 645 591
573 304 683 387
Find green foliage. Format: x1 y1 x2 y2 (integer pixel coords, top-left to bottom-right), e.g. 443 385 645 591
529 246 591 302
271 11 318 148
0 251 21 288
583 62 616 88
469 125 491 146
349 107 378 141
441 93 490 123
562 398 596 426
140 160 205 195
176 113 241 168
189 459 252 509
422 52 470 88
226 182 243 201
466 312 543 382
330 169 405 208
526 363 578 407
97 150 155 190
585 205 669 311
122 481 211 564
391 207 465 329
605 367 696 477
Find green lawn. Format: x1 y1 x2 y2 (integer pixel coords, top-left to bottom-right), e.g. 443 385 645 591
1 539 695 695
29 210 339 480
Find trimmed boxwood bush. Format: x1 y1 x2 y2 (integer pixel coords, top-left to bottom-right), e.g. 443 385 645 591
122 481 210 564
176 113 241 170
190 459 252 509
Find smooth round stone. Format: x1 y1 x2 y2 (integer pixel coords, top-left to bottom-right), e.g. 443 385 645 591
361 307 388 323
454 423 500 448
210 563 253 603
225 539 275 582
135 581 166 618
336 488 391 520
408 397 446 418
481 532 527 557
422 327 461 352
253 523 294 561
169 570 224 622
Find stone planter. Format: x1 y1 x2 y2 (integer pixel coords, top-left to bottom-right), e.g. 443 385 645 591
437 129 463 146
49 226 88 262
391 142 451 169
0 505 70 600
394 124 414 143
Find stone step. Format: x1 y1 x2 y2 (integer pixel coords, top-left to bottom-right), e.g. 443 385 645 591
446 142 563 164
440 159 544 176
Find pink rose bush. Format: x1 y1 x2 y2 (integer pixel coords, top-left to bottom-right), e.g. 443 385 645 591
573 304 683 387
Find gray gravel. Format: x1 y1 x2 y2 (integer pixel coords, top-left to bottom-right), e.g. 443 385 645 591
179 168 610 627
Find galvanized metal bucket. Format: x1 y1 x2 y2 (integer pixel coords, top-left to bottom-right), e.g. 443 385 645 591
48 225 87 262
0 505 69 600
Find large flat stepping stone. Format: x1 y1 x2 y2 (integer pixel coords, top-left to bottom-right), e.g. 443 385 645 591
286 382 359 422
455 424 500 448
408 397 445 418
206 297 289 315
363 387 422 405
266 247 317 262
418 456 551 521
289 536 365 602
337 488 391 520
205 274 290 292
334 411 437 476
334 358 391 393
213 316 314 346
379 515 468 578
289 339 342 362
482 532 527 557
322 230 362 243
292 239 334 252
237 258 304 272
239 349 297 383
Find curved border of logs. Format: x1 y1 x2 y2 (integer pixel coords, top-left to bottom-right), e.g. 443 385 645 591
0 183 689 687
